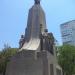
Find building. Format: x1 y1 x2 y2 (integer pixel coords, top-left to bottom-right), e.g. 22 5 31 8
60 20 75 46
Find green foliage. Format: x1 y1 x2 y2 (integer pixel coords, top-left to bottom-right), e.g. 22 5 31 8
0 44 18 74
58 45 75 75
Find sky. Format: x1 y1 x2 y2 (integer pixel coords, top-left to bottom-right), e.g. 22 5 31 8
0 0 75 50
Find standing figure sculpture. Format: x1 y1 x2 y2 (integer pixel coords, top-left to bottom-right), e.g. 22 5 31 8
47 33 55 54
40 28 55 54
19 35 25 49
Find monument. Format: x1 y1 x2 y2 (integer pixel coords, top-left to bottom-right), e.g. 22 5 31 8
5 0 62 75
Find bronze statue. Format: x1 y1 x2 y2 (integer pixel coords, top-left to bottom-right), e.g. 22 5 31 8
40 29 55 54
34 0 40 4
47 33 55 54
19 35 25 48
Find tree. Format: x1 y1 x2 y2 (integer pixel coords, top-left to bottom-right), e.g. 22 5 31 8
58 45 75 75
0 44 18 75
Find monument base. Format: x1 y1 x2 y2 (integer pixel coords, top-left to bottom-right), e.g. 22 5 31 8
5 50 62 75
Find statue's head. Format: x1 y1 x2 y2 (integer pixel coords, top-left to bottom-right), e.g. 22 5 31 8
21 35 24 38
34 0 40 4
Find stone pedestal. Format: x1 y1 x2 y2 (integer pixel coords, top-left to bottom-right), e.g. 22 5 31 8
5 50 61 75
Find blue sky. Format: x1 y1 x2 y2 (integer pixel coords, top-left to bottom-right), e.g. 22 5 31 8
0 0 75 50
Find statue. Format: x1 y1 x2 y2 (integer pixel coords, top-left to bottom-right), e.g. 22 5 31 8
34 0 40 4
47 33 55 54
40 29 55 54
19 35 25 49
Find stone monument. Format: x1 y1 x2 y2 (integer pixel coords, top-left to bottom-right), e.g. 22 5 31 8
5 0 62 75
